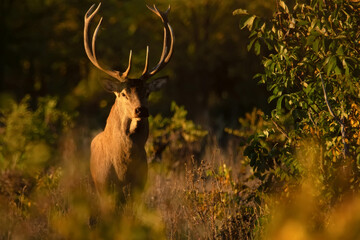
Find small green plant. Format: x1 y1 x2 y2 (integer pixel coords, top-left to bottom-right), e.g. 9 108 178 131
0 95 72 173
147 101 208 163
225 108 269 140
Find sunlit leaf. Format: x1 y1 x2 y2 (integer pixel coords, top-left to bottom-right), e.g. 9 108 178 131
233 8 248 15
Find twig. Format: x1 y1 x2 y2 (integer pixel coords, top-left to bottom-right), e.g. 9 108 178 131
340 104 348 156
308 110 317 128
320 73 341 124
319 73 348 158
271 119 290 141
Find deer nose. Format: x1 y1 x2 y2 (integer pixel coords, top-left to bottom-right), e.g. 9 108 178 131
135 107 149 118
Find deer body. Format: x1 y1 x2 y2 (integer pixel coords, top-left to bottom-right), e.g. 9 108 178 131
84 3 173 203
90 104 149 196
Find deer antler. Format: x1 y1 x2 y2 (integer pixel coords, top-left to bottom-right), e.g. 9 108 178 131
84 3 174 82
84 3 132 82
140 5 174 80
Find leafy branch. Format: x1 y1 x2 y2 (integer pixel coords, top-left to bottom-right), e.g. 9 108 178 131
234 0 360 197
319 73 348 158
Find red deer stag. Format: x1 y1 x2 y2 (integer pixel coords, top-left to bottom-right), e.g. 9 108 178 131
84 3 174 205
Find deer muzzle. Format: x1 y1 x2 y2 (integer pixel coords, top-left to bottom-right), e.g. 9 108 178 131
134 107 149 118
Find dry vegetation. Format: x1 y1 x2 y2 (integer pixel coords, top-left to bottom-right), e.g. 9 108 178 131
0 98 259 239
0 140 257 239
2 98 360 240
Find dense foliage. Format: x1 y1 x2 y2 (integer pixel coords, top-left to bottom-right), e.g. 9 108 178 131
234 0 360 204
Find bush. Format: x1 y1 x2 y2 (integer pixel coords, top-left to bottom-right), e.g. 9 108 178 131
0 95 72 173
234 0 360 198
147 101 208 165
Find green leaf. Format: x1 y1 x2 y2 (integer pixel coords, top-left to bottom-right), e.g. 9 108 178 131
336 45 344 56
241 15 256 30
268 95 278 103
306 35 316 46
279 0 289 13
342 58 350 76
297 19 309 26
313 39 320 53
326 56 337 75
276 95 285 112
247 37 257 51
254 40 261 55
233 8 248 15
253 73 263 79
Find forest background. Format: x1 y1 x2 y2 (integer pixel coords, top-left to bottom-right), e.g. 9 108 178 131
0 0 274 133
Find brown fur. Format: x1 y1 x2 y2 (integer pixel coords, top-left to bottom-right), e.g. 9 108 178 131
90 86 150 204
84 3 173 208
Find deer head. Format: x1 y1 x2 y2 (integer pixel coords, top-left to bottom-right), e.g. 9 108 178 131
84 3 174 119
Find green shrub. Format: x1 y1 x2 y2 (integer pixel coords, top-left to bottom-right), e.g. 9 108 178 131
147 101 208 164
0 95 72 173
234 0 360 197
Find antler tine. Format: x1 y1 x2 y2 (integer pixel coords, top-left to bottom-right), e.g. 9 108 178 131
147 26 167 75
141 5 174 79
84 3 130 82
142 46 149 75
85 3 101 19
91 17 103 63
164 23 174 63
146 4 161 18
122 50 132 77
165 5 171 15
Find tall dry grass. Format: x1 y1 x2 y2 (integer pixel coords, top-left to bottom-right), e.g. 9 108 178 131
0 124 259 239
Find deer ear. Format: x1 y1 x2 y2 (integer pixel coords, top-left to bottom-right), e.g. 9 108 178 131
148 77 168 92
101 78 126 93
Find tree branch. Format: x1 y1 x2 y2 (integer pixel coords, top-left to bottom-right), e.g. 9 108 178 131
307 110 316 128
319 73 348 158
271 119 290 141
320 73 341 125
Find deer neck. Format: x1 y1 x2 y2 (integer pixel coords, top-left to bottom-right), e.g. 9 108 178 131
104 102 149 147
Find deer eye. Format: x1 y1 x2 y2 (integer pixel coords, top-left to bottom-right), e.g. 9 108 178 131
121 92 128 99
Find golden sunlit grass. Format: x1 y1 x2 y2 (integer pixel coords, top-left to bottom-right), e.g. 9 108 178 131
2 130 360 239
0 125 256 239
258 141 360 240
263 184 360 240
